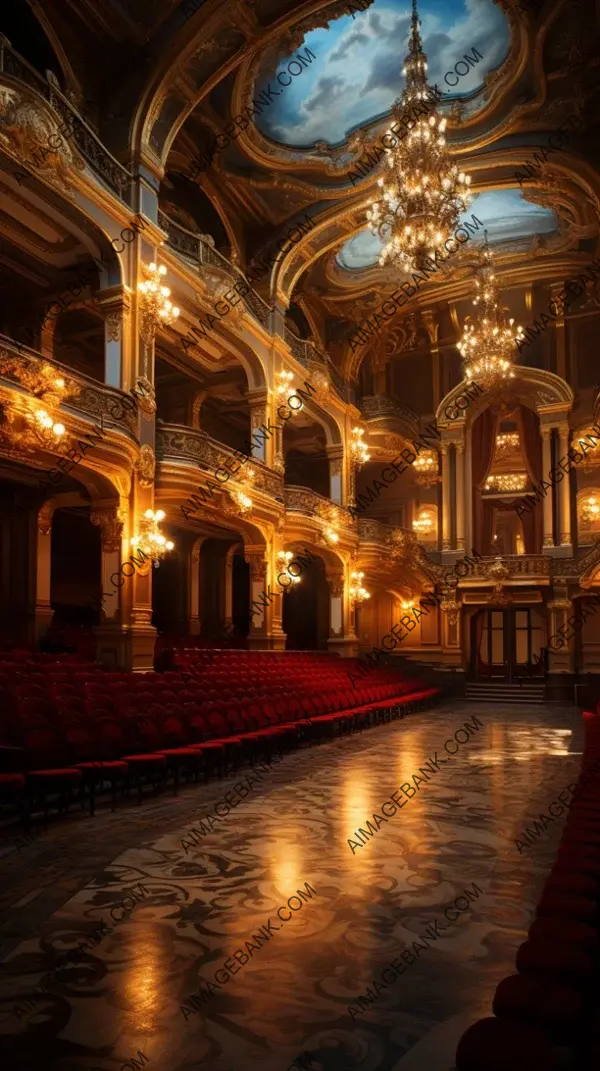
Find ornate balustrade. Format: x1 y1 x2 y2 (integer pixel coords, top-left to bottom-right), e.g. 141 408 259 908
0 335 138 436
157 210 272 331
0 37 131 202
157 423 284 499
359 395 421 441
466 555 551 579
284 486 356 531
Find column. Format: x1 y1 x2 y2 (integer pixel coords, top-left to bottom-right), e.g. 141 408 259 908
247 388 269 464
455 440 465 551
326 445 343 503
547 597 574 674
558 422 572 546
223 543 239 633
268 543 287 650
437 591 463 667
549 282 567 380
245 545 268 649
90 506 126 623
97 287 131 388
441 443 451 551
34 503 54 640
188 537 203 635
541 426 554 548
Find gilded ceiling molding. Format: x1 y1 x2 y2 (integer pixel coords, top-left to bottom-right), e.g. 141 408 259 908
139 0 351 171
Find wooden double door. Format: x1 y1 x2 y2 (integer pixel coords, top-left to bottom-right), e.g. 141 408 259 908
471 607 545 681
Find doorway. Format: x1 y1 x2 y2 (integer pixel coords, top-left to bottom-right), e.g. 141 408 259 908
471 607 545 681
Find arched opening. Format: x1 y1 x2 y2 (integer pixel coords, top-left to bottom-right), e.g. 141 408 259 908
282 554 328 649
54 307 105 381
473 403 542 554
283 419 329 497
51 507 101 625
152 551 186 636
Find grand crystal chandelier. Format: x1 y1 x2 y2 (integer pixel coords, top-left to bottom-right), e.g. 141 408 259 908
366 0 472 273
458 239 524 389
130 509 174 566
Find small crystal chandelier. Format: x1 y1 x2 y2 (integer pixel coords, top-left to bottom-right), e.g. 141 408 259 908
366 0 472 273
458 238 525 389
485 473 528 493
138 262 180 340
130 508 174 566
581 494 600 523
276 369 295 400
350 426 371 466
412 509 434 534
350 570 370 606
413 449 440 487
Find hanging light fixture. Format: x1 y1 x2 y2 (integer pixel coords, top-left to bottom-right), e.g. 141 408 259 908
350 570 371 606
366 0 472 274
458 237 525 389
0 354 78 450
129 508 175 566
138 262 180 339
412 509 434 534
350 426 371 466
413 449 440 487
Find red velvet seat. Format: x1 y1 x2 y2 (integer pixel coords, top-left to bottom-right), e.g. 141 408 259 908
455 1016 560 1071
492 974 581 1044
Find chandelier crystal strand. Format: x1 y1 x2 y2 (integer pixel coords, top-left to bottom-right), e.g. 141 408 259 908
458 237 525 389
366 0 472 274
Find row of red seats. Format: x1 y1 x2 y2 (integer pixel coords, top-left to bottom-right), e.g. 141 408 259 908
456 708 600 1070
0 651 440 826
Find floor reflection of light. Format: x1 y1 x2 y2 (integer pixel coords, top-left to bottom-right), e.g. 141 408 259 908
506 727 573 760
270 840 302 896
121 939 161 1033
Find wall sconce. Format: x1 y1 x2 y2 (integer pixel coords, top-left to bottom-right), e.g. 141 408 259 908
277 550 301 585
138 262 180 340
276 369 295 398
401 598 416 611
350 426 370 466
130 508 175 566
350 570 370 606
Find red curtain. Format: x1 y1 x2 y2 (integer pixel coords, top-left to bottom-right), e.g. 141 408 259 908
519 405 543 552
472 407 499 554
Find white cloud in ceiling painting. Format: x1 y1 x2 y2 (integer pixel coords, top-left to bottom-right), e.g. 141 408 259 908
337 190 559 270
256 0 509 147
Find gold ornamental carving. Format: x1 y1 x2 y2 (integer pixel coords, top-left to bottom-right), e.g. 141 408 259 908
90 508 125 553
135 444 155 488
37 501 54 535
0 86 84 192
245 552 267 580
329 574 345 598
105 312 121 343
135 377 157 418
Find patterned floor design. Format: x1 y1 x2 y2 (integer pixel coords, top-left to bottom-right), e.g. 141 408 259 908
0 701 584 1071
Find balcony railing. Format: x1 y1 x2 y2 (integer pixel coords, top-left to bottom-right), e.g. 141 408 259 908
0 38 131 203
0 335 138 437
156 423 284 499
157 211 272 331
359 394 421 440
465 555 551 578
284 486 356 531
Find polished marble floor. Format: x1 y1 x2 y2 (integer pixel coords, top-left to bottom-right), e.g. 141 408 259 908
0 701 584 1071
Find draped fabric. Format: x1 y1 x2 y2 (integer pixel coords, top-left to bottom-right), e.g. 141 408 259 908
472 407 499 554
518 405 543 552
481 497 520 555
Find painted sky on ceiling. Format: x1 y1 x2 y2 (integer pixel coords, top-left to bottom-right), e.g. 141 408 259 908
337 190 559 270
256 0 509 147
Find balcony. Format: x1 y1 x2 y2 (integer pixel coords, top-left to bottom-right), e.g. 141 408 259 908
359 395 421 444
156 423 284 499
0 335 139 439
284 486 356 532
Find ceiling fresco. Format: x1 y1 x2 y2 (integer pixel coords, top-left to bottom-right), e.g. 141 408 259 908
255 0 510 148
336 189 560 270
